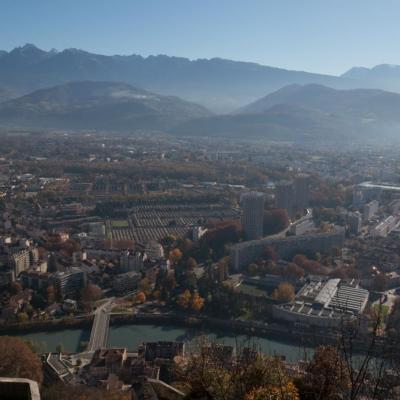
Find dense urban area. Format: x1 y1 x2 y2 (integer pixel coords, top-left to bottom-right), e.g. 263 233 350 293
5 0 400 396
0 131 400 399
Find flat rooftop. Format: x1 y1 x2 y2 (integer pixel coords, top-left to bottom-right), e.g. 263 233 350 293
358 182 400 192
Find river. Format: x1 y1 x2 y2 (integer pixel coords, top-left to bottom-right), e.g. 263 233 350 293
12 323 313 362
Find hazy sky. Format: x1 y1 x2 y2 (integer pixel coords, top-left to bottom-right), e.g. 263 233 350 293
1 0 399 75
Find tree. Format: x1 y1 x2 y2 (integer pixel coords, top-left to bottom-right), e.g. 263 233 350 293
135 291 146 304
0 336 43 385
178 289 192 309
9 281 23 295
202 220 242 259
263 209 289 236
56 343 65 353
372 274 387 292
161 234 176 248
47 284 56 303
180 339 299 400
244 383 299 400
178 238 194 253
272 283 295 303
191 292 205 312
164 273 177 295
301 345 350 400
81 283 102 303
139 277 152 296
186 257 198 270
247 263 259 276
17 312 29 323
169 248 183 265
42 383 131 400
81 284 102 310
282 263 304 281
292 254 307 268
264 246 278 262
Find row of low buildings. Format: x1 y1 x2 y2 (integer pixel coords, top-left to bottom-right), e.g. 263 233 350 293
230 226 345 271
370 215 400 238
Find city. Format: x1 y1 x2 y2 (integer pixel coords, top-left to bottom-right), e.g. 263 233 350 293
1 1 400 399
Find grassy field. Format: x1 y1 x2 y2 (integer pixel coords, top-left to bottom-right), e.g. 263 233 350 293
111 219 129 228
373 303 390 322
236 283 270 298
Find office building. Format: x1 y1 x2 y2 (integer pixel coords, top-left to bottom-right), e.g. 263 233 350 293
52 268 86 299
275 181 294 216
294 174 310 211
348 211 362 234
120 251 147 273
113 271 141 293
241 192 265 241
362 200 379 222
8 247 38 277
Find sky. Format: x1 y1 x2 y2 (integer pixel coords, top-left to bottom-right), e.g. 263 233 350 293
1 0 399 75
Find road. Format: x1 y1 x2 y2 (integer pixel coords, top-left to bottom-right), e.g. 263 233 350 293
268 208 313 239
87 299 113 352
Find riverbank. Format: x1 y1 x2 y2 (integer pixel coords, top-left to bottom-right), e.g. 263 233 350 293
0 309 371 353
0 315 93 335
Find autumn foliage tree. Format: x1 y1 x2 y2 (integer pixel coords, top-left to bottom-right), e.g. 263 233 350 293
134 291 146 304
185 257 198 270
177 289 192 309
272 283 295 303
202 220 242 259
297 345 350 400
47 284 57 303
81 283 102 310
263 209 289 236
42 383 131 400
169 248 183 265
244 383 299 400
180 339 299 400
139 277 152 296
282 263 305 281
191 292 205 312
0 336 43 385
177 290 205 311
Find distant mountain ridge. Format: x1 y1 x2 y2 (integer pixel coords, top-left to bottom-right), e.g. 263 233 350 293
0 81 211 131
0 43 358 112
236 84 400 118
0 88 16 103
3 81 400 141
341 64 400 93
172 84 400 140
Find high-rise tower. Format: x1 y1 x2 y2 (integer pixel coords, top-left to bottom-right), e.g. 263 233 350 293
241 191 265 240
294 174 310 211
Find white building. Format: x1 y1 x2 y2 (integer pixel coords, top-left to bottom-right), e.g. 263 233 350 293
370 215 400 237
362 200 379 222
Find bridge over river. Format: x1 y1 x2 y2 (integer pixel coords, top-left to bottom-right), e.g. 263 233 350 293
87 300 113 352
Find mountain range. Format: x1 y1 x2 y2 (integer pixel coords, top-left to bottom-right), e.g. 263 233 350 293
0 44 359 112
172 84 400 140
2 44 400 140
0 81 211 131
3 81 400 141
341 64 400 93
